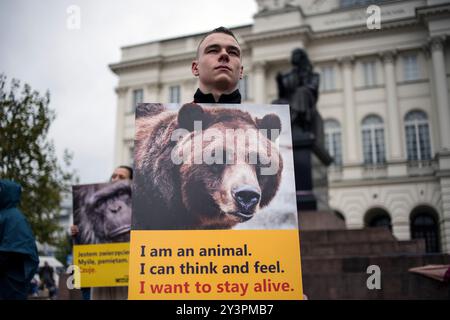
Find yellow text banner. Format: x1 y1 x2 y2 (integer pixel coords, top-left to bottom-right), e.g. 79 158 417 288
73 242 129 287
128 229 302 300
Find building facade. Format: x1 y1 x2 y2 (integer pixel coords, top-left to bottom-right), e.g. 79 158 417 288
109 0 450 253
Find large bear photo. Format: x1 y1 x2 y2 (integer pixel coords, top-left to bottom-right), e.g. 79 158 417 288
132 102 298 230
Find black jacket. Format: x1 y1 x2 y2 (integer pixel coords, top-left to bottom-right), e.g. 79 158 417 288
193 88 241 104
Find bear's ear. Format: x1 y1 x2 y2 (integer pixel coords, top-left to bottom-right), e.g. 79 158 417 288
177 103 206 132
256 113 282 141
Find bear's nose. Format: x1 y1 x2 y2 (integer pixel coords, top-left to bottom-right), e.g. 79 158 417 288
232 186 261 213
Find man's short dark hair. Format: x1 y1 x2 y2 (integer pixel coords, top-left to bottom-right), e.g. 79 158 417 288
196 26 239 58
118 165 133 180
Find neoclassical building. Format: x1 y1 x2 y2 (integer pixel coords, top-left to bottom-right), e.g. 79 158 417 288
109 0 450 253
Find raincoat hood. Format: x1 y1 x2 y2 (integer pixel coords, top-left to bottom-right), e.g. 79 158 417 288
0 179 22 210
0 179 39 299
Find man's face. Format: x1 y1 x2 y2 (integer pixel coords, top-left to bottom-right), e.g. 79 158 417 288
192 32 243 93
110 168 131 182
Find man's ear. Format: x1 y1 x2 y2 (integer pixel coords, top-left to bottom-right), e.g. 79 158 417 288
192 61 199 77
178 103 206 132
239 65 244 80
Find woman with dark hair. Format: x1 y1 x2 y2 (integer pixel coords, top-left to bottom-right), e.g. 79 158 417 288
110 166 133 181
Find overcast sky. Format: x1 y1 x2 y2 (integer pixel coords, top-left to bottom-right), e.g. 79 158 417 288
0 0 257 184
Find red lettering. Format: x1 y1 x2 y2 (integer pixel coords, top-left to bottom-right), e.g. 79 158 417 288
254 279 291 292
149 283 164 293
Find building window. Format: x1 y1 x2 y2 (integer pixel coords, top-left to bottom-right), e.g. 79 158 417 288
411 208 440 253
320 66 335 91
369 215 392 229
403 54 419 81
365 208 392 231
238 75 249 101
362 115 386 165
132 89 143 112
362 61 377 87
324 119 343 166
340 0 385 8
169 85 181 103
405 111 432 162
129 145 134 167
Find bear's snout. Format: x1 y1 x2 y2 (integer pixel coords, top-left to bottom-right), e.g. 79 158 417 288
232 185 261 217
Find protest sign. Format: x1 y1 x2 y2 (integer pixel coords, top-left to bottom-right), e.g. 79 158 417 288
129 102 303 299
72 180 131 287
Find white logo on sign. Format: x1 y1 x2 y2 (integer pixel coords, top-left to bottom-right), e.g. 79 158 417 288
66 265 81 289
366 265 381 290
366 5 381 30
66 5 81 30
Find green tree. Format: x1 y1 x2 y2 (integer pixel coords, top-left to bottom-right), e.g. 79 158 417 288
0 74 77 245
54 234 73 267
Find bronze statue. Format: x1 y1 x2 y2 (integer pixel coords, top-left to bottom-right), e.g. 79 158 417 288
274 48 320 132
273 48 331 211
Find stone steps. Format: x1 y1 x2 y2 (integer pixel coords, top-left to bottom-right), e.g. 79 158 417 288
302 271 450 300
301 253 450 275
298 212 450 299
301 239 426 257
300 227 396 244
301 254 450 299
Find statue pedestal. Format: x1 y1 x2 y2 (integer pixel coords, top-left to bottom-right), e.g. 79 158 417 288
292 128 332 211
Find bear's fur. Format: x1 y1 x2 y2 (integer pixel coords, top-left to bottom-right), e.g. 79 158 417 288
133 103 283 230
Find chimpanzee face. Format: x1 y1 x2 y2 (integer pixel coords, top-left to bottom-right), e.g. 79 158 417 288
76 180 132 243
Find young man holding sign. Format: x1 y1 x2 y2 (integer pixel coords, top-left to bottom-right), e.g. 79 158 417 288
192 26 307 300
129 27 303 300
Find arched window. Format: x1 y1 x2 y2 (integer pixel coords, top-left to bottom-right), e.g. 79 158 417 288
324 119 343 166
410 207 440 253
362 115 385 165
405 111 432 161
340 0 385 9
365 208 392 231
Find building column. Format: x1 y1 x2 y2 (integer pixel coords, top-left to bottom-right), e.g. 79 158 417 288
340 57 359 164
253 61 266 104
392 210 410 241
431 37 450 151
439 174 450 253
430 37 450 253
146 83 161 103
114 86 128 167
182 79 198 103
382 51 403 160
346 212 364 229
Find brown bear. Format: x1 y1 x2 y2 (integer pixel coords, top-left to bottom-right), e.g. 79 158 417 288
133 103 283 230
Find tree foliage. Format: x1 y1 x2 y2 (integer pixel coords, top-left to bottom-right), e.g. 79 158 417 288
0 74 77 245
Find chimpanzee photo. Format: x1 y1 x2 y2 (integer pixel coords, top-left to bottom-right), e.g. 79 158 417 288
72 180 132 244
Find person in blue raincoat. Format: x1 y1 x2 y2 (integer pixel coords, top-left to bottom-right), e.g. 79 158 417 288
0 179 39 299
